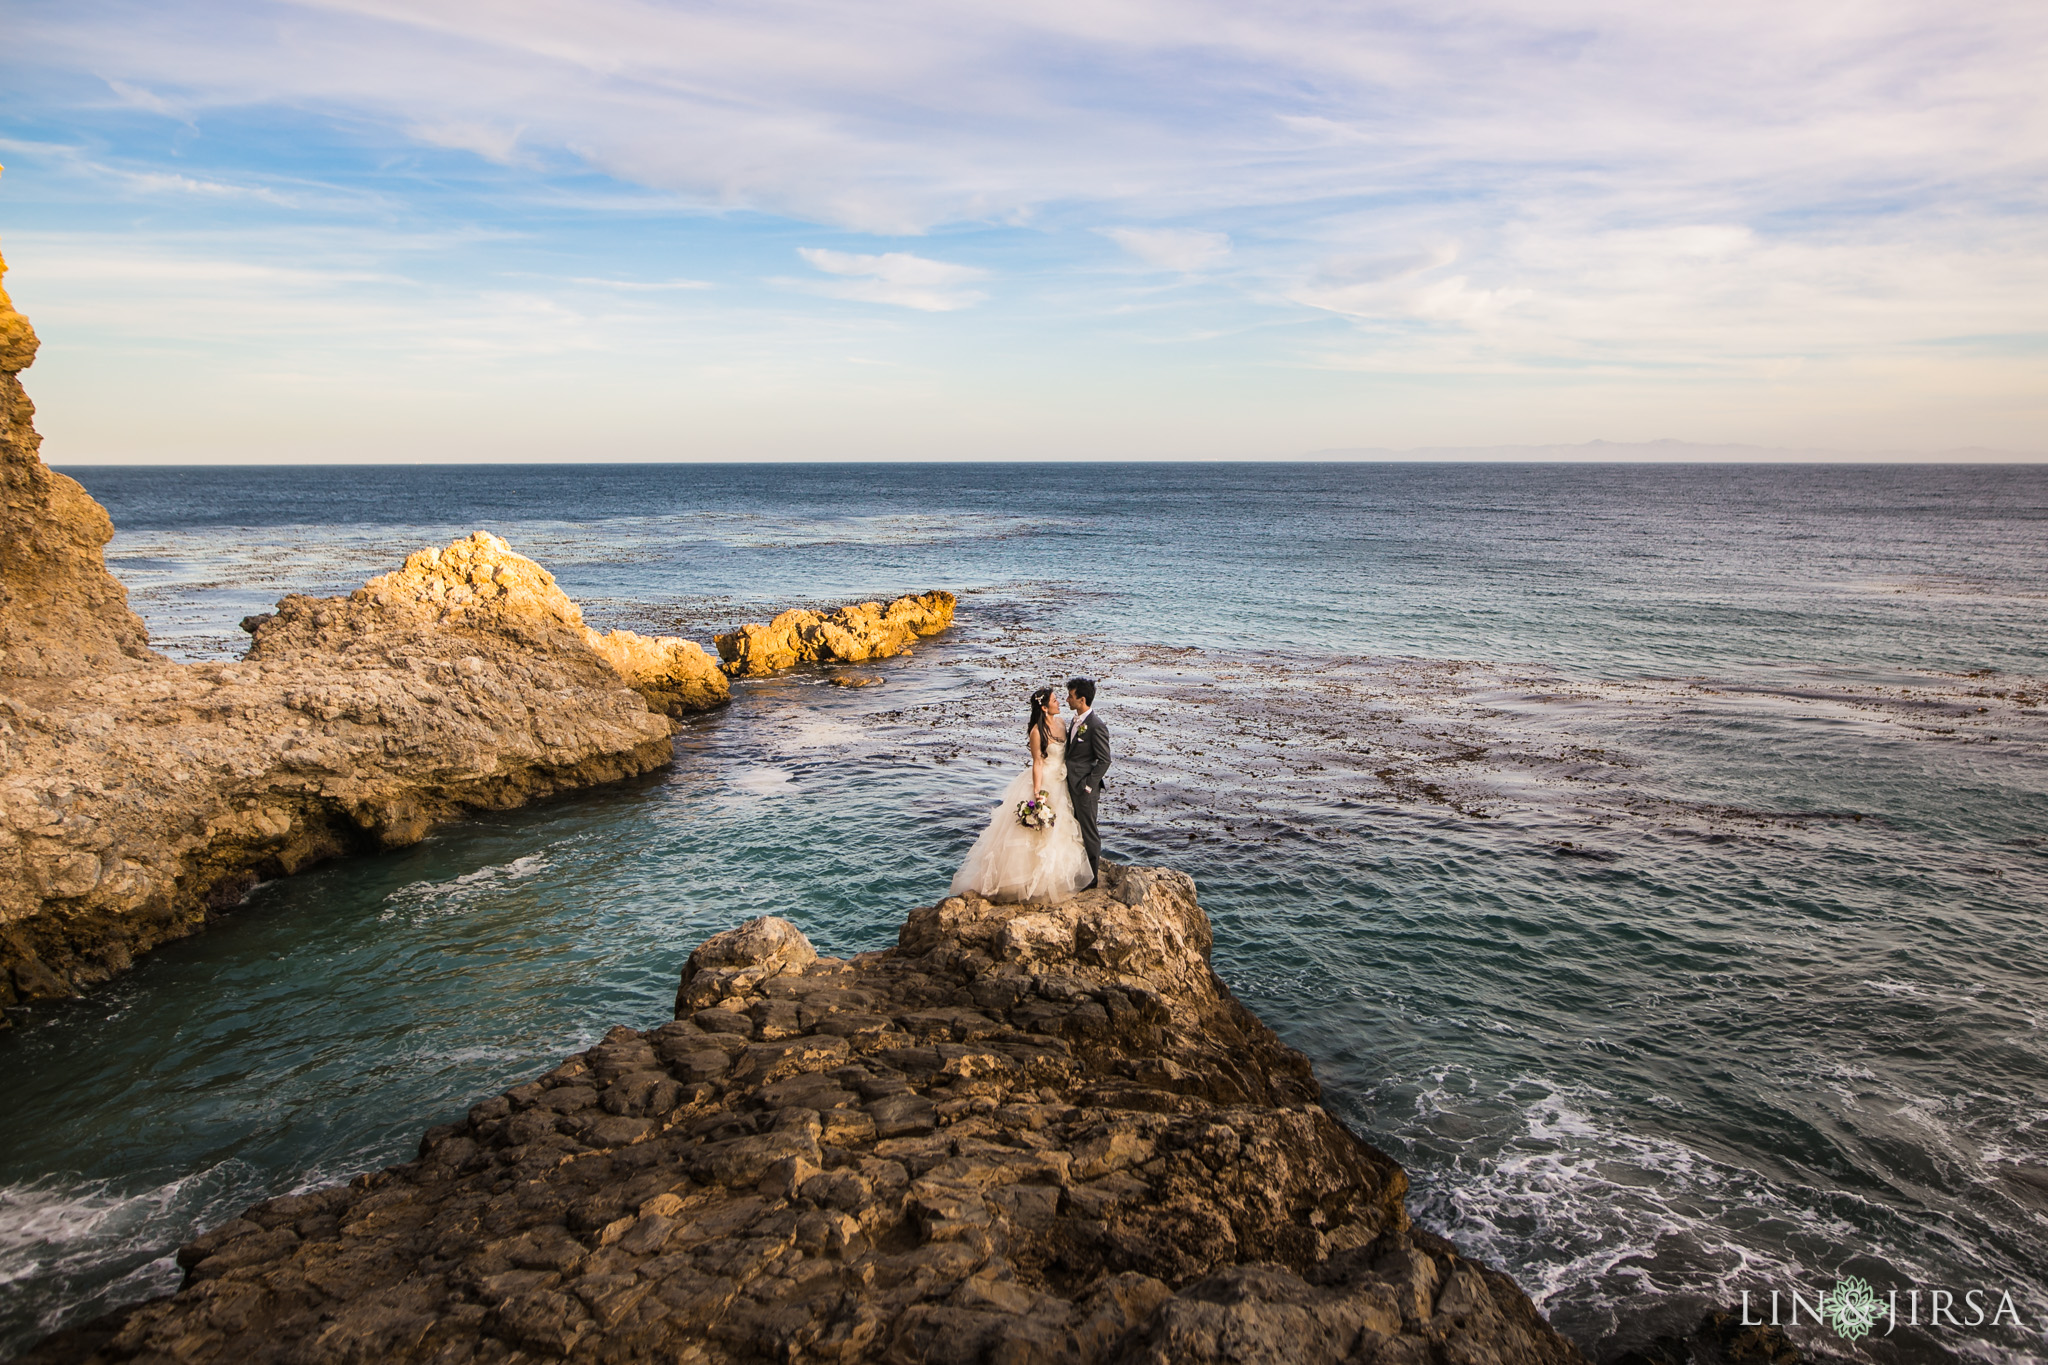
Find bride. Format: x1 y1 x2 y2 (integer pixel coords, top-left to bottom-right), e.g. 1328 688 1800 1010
950 685 1094 903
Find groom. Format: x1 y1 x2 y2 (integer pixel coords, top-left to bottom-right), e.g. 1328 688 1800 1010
1064 677 1111 889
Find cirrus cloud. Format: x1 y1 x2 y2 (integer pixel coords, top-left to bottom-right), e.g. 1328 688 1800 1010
790 248 987 311
1102 227 1232 272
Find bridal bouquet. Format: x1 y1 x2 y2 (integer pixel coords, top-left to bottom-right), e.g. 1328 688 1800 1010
1016 790 1058 829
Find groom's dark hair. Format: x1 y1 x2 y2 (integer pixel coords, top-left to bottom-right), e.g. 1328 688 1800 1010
1066 677 1096 705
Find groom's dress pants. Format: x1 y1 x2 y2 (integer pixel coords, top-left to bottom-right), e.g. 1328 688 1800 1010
1069 783 1101 878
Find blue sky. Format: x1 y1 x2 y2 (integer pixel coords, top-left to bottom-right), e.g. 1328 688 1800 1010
2 0 2044 462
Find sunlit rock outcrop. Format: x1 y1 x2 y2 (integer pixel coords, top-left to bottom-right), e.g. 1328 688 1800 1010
583 628 730 717
250 531 731 716
0 528 685 1011
716 591 956 677
26 867 1585 1365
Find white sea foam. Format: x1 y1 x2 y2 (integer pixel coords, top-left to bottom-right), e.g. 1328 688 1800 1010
1395 1065 2048 1360
0 1164 257 1350
379 852 554 920
731 767 795 796
1403 1073 1871 1320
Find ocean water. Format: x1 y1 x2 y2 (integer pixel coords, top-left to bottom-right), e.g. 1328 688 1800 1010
3 462 2045 1363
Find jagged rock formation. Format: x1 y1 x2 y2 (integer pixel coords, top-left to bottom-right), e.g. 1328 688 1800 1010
0 254 746 1009
716 593 956 678
0 250 160 679
22 867 1585 1365
250 532 729 717
0 529 686 1010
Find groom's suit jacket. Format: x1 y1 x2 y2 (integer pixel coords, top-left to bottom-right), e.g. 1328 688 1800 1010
1065 712 1112 797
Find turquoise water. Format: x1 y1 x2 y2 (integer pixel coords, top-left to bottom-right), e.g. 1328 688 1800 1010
3 463 2045 1362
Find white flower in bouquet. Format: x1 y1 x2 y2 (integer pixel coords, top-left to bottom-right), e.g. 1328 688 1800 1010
1016 790 1057 829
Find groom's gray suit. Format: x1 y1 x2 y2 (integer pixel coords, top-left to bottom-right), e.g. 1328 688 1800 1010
1064 708 1111 884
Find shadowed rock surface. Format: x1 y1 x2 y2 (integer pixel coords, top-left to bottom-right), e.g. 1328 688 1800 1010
0 259 731 1010
17 866 1585 1365
1610 1310 1825 1365
716 593 956 678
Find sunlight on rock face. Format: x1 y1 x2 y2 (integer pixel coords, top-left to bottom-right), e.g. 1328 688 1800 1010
716 591 956 677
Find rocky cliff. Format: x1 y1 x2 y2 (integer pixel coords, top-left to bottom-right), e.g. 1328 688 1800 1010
19 866 1585 1365
0 250 160 679
0 528 692 1010
0 254 739 1010
717 593 956 678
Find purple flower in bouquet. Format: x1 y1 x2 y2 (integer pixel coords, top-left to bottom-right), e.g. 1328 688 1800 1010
1016 790 1058 830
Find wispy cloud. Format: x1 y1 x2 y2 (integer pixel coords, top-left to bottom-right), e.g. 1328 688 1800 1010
565 277 714 292
103 78 185 120
22 0 2045 235
112 169 300 205
790 248 987 311
406 120 527 166
1102 227 1231 272
3 0 2045 455
1288 245 1521 323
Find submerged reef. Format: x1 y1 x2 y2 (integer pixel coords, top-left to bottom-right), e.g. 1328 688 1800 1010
18 866 1585 1365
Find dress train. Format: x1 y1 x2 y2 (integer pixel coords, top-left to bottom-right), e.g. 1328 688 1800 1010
949 746 1093 904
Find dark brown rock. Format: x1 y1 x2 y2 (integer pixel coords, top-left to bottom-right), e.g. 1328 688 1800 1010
1610 1307 1827 1365
17 865 1586 1365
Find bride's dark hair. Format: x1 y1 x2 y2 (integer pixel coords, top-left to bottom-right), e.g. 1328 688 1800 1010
1027 686 1054 744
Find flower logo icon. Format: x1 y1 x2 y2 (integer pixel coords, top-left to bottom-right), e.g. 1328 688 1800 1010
1824 1276 1882 1341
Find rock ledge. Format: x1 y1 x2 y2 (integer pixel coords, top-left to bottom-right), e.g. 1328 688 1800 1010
20 866 1585 1365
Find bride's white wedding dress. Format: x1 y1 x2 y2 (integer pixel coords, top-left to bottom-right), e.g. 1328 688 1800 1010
950 728 1093 904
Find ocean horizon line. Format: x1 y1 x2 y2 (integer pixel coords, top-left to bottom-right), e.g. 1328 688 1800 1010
50 447 2048 470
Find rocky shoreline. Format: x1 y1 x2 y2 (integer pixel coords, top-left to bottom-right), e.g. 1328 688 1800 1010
0 254 1816 1365
0 249 953 1014
16 865 1586 1365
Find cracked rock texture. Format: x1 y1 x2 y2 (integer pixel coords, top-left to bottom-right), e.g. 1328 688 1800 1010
20 866 1585 1365
716 593 956 678
0 258 731 1010
307 533 730 718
